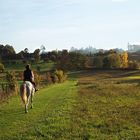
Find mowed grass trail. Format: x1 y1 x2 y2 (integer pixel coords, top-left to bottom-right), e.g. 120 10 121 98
0 80 78 140
0 70 140 140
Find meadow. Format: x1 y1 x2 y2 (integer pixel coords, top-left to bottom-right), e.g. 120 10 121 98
4 60 54 72
0 70 140 139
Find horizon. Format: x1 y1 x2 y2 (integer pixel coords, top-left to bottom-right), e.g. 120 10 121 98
0 0 140 53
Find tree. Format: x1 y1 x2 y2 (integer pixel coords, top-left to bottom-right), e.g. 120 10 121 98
120 52 128 68
24 48 29 54
4 44 16 54
56 50 87 71
33 49 40 62
108 53 121 68
93 56 103 68
103 56 110 68
69 52 86 70
103 53 121 69
40 45 46 54
23 48 30 62
56 50 70 71
93 50 128 69
0 44 16 61
17 51 24 59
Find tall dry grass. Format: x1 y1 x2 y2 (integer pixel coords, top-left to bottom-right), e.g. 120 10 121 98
70 70 140 139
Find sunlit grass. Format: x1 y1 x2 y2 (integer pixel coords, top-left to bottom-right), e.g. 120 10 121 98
0 81 77 140
126 75 140 79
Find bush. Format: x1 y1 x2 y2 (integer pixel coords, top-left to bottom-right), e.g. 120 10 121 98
34 71 41 86
50 69 67 84
36 66 41 72
0 71 18 101
54 70 64 83
46 72 52 84
54 69 68 83
52 74 59 83
6 71 18 95
0 63 5 72
128 61 140 69
17 71 23 80
0 72 19 100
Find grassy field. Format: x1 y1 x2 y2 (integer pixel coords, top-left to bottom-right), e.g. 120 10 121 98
74 70 140 139
4 61 54 72
0 70 140 139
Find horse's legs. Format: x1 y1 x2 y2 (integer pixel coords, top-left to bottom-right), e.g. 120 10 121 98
25 95 30 113
25 104 28 113
31 92 34 109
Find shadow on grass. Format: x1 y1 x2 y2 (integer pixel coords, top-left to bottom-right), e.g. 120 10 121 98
116 79 140 84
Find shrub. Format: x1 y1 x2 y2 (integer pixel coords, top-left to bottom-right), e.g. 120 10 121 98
53 74 59 83
6 71 18 95
128 61 140 69
50 72 58 83
17 71 23 80
54 70 64 83
49 69 67 84
34 71 41 86
46 72 52 84
54 69 67 83
36 66 41 72
6 71 17 86
0 63 5 72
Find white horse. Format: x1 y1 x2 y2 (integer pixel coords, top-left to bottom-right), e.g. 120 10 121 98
20 81 35 113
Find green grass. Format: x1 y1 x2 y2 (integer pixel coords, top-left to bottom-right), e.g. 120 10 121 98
0 70 140 139
0 80 77 140
4 61 54 72
126 75 140 79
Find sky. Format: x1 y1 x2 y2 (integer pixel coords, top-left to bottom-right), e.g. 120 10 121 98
0 0 140 53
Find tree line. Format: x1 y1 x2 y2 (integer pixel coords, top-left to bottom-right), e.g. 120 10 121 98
0 44 140 71
93 50 139 69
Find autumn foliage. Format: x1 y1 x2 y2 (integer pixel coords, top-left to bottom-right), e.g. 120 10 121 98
93 50 129 69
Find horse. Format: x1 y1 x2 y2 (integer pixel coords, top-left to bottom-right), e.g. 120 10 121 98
20 81 35 113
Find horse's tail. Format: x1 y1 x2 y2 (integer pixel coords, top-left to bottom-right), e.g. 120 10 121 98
20 83 27 104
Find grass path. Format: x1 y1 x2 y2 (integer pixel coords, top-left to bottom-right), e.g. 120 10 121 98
0 80 77 140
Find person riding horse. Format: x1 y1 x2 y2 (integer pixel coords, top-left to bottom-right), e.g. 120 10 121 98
23 64 38 92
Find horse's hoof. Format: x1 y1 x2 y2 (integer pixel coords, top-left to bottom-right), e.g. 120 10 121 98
31 106 33 109
25 110 28 113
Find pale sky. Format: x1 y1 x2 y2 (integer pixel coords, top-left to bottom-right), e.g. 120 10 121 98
0 0 140 53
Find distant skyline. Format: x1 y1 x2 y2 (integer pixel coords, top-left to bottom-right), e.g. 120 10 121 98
0 0 140 53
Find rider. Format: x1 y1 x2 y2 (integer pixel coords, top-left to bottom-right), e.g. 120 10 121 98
23 64 38 92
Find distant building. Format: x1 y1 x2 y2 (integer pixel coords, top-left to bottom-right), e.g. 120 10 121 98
128 43 140 52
